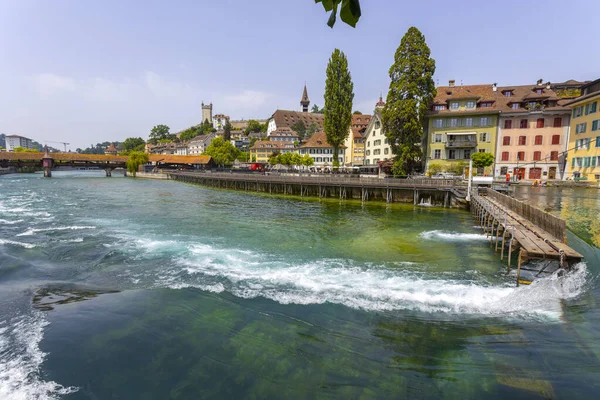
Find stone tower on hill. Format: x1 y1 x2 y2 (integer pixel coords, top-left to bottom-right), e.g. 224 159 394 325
300 84 310 113
202 102 213 124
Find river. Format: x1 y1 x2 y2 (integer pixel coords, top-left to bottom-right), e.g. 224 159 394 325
1 172 599 399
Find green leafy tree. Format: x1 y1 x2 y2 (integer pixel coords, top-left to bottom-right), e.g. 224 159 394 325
237 152 250 162
126 151 149 177
324 48 354 168
471 152 494 175
14 146 39 153
302 154 314 167
316 0 361 28
353 110 362 115
291 120 307 141
268 152 281 166
249 137 259 148
122 137 146 152
149 124 170 144
311 104 325 114
245 120 264 135
448 160 467 176
427 162 443 177
179 126 201 142
383 27 436 176
203 136 240 167
223 120 232 142
306 122 319 139
291 153 303 167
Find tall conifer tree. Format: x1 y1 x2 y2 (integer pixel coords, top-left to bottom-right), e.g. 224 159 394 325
324 49 354 167
383 27 436 175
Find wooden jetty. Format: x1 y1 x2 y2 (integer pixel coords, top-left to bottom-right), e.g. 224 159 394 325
169 172 467 207
470 188 583 285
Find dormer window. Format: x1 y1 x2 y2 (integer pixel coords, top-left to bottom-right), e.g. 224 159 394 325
466 101 475 109
480 102 493 108
511 103 520 110
434 105 446 111
536 88 543 94
502 90 512 97
450 102 459 110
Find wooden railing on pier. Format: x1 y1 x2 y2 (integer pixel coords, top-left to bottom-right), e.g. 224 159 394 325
485 188 566 242
171 171 460 189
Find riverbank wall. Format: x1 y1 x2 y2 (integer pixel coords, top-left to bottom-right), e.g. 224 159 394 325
134 172 170 180
169 172 467 207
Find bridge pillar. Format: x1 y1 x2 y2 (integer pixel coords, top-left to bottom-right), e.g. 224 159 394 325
123 169 127 177
105 168 112 177
42 146 53 178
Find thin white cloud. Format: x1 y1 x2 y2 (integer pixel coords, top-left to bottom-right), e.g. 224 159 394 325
31 73 76 97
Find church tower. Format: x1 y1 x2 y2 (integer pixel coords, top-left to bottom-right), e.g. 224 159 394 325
300 84 310 113
201 102 213 124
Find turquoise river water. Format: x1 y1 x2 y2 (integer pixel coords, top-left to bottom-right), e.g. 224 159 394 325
1 172 599 399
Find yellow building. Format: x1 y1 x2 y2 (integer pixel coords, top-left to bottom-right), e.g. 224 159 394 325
566 79 600 183
426 81 499 175
249 141 296 163
343 113 371 166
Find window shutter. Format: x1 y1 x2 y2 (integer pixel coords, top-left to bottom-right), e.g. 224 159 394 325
572 158 576 167
593 157 597 167
592 120 599 131
585 104 590 115
596 136 600 147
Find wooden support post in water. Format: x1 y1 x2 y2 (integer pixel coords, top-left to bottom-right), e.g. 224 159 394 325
516 249 523 287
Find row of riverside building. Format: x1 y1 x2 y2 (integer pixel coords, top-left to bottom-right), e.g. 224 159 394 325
424 78 600 183
254 79 600 183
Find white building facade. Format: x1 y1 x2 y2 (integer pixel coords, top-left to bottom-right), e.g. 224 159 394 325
6 135 33 151
363 112 392 166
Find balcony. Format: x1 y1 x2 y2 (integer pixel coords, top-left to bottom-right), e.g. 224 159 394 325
445 139 477 148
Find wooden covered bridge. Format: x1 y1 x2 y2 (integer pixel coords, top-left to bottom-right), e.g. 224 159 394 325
0 151 213 177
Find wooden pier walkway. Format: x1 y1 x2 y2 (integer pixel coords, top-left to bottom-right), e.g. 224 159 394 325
470 189 583 285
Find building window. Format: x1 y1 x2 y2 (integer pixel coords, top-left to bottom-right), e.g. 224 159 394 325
553 117 562 127
433 149 441 159
478 149 486 153
479 132 488 142
503 91 512 97
592 120 599 131
503 136 511 146
533 151 541 161
504 120 512 129
434 134 442 142
450 102 459 110
501 151 509 161
517 151 525 161
576 123 587 134
519 136 526 146
384 148 389 155
448 150 456 159
511 103 520 110
466 101 475 109
596 136 600 148
552 135 560 145
464 149 471 159
465 118 473 127
480 117 489 126
434 119 443 128
450 118 458 127
434 105 446 111
536 118 545 128
534 135 543 145
480 102 493 108
550 151 559 161
573 106 583 118
366 150 370 156
536 88 543 94
375 121 381 129
520 119 528 129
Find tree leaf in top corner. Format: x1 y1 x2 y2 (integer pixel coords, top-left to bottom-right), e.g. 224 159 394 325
340 0 361 27
327 2 338 28
318 0 335 12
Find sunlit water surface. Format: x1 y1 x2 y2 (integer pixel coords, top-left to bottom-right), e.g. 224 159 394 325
1 172 599 399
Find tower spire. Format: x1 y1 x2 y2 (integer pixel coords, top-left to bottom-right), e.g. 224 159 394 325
300 83 310 112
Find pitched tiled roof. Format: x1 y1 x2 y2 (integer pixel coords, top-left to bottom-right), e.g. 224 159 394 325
429 83 570 115
299 132 346 149
351 114 372 130
271 110 324 130
351 127 363 139
149 155 212 165
269 127 299 137
301 85 309 104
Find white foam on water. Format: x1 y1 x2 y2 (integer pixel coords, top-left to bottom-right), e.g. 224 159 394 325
0 313 78 400
16 226 96 237
0 239 37 249
0 219 23 225
419 230 488 241
58 238 84 243
151 242 591 320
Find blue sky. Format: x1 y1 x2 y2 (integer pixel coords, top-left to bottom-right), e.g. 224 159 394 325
1 0 598 149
